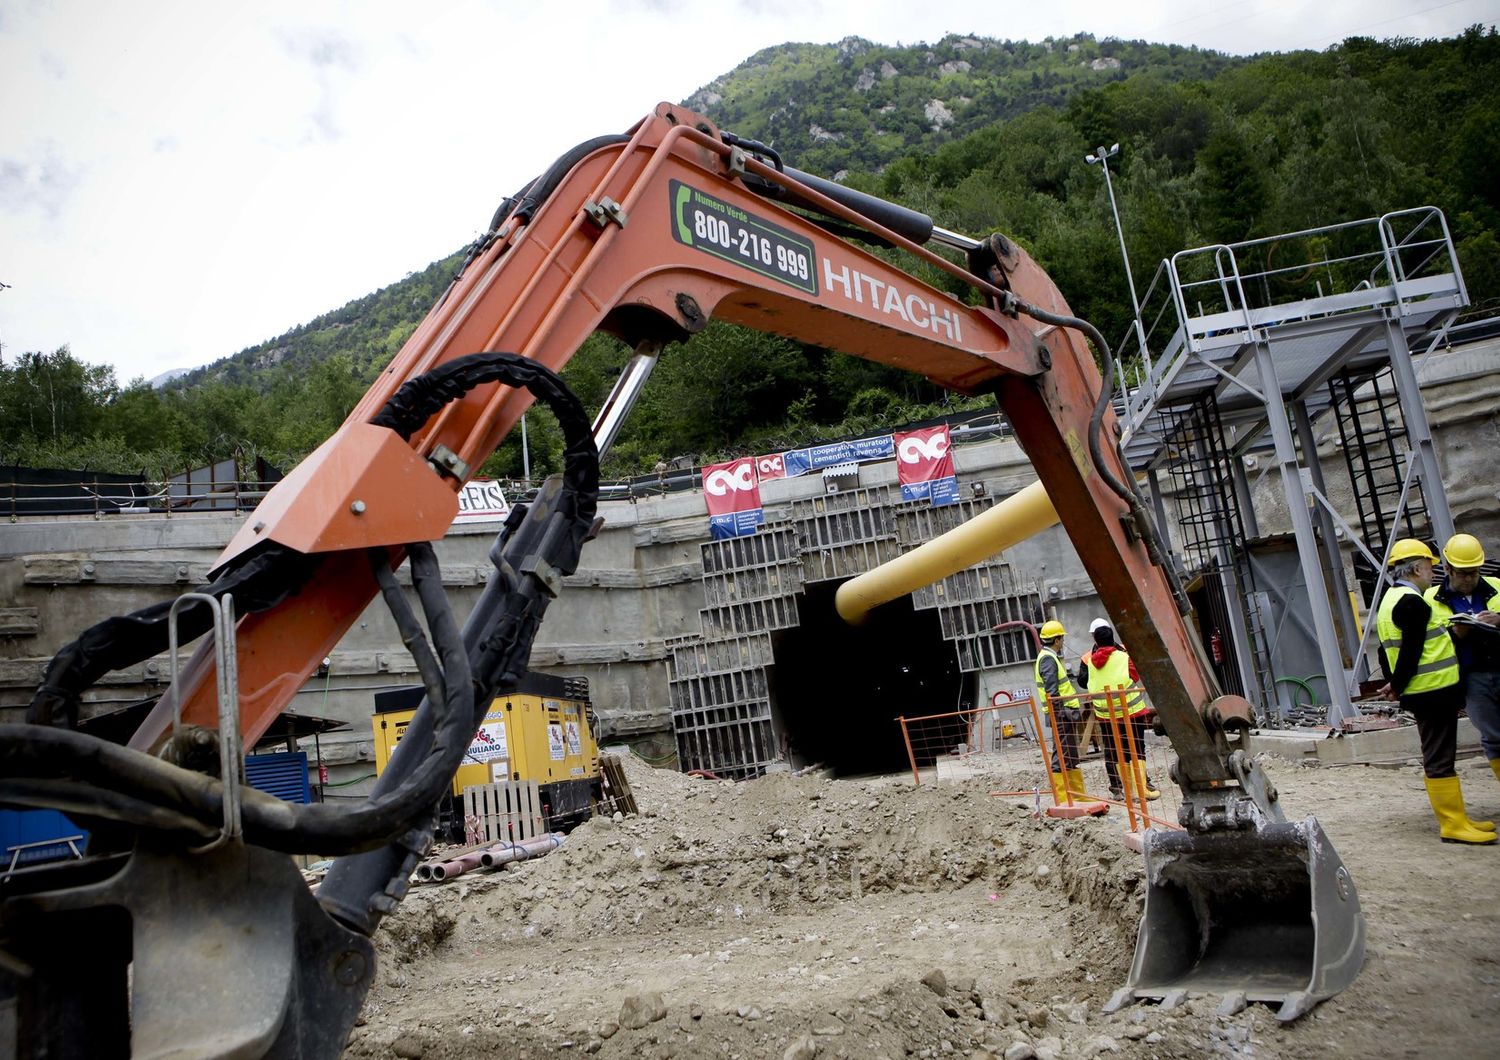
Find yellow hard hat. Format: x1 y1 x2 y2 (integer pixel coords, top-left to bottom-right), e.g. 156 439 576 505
1443 533 1486 569
1038 620 1066 641
1387 538 1438 566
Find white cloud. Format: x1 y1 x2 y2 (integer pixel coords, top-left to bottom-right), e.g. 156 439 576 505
0 0 1493 379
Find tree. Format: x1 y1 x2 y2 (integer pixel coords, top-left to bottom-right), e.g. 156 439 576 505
0 346 118 443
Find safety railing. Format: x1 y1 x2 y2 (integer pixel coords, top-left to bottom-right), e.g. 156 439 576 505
1117 207 1464 434
2 476 282 521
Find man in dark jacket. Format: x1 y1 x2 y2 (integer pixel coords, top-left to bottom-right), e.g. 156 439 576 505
1378 538 1493 844
1425 532 1500 793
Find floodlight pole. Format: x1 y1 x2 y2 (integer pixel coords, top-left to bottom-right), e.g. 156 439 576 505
1086 143 1147 357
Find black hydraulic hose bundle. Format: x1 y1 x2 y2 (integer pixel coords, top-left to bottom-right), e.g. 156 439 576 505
1010 299 1193 617
446 134 635 298
0 542 468 854
24 544 320 729
1 353 600 860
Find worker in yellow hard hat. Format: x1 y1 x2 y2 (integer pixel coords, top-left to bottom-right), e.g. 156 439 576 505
1425 532 1500 796
1033 620 1085 800
1376 538 1494 844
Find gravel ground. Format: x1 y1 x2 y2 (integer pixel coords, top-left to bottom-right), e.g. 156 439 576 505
342 750 1500 1060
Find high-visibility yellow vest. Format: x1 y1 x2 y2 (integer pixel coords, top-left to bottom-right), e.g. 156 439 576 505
1377 584 1459 694
1033 647 1078 714
1082 649 1147 718
1424 575 1500 625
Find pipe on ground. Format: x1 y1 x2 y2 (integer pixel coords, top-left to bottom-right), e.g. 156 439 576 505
478 833 564 869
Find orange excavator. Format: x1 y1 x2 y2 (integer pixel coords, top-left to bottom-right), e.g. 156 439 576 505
0 104 1363 1057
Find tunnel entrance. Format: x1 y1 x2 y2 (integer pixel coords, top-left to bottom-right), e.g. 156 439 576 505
769 580 972 777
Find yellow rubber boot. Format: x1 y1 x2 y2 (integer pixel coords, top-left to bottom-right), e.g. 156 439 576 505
1133 760 1161 801
1064 768 1087 799
1424 776 1497 845
1048 771 1068 801
1469 760 1500 831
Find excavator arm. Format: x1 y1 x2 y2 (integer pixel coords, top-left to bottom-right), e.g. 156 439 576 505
132 103 1232 782
2 104 1362 1056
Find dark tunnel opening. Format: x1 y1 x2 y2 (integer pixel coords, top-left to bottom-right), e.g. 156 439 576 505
769 580 973 777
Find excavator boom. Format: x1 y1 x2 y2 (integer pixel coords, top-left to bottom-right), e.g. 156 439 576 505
3 104 1362 1056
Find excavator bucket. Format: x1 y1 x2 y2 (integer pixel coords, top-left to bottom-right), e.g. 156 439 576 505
1106 817 1364 1022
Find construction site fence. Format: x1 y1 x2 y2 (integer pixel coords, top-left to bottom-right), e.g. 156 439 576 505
897 687 1184 833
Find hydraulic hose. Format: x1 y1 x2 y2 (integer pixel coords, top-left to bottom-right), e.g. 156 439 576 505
1011 298 1192 617
5 354 600 861
0 542 470 855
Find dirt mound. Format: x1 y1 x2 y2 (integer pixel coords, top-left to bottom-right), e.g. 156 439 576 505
345 752 1500 1060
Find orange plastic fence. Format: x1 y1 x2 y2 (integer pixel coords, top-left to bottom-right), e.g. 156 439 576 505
897 685 1182 834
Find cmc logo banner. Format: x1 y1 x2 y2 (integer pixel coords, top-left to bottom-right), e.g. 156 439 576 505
702 457 765 539
755 453 787 481
454 479 510 523
894 425 959 507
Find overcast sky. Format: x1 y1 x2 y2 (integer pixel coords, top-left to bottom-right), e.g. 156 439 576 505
2 0 1495 383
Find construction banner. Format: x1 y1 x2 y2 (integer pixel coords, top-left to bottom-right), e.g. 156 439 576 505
894 425 958 506
702 457 765 539
782 435 894 478
754 453 788 481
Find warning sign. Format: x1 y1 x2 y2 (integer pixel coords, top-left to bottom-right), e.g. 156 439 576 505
548 723 566 760
565 720 583 756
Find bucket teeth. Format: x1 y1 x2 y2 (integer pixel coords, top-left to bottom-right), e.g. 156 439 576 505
1107 816 1365 1022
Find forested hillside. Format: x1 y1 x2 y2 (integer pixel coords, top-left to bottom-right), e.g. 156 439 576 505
4 28 1497 483
685 33 1238 176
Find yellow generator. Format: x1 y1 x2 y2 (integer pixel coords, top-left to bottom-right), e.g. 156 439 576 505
372 673 600 838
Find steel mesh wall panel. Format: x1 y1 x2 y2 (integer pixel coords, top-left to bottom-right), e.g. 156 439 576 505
896 496 995 545
668 632 774 679
699 596 802 636
701 563 804 606
701 527 801 574
799 538 904 583
911 565 1021 610
671 667 777 777
669 483 1048 770
797 505 896 550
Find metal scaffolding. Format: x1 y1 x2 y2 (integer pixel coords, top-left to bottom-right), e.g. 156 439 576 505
1117 207 1468 727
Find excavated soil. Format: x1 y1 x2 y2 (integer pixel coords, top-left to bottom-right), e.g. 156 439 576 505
343 751 1500 1060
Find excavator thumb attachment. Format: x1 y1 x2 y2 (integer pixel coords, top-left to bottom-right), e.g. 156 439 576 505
1106 817 1364 1022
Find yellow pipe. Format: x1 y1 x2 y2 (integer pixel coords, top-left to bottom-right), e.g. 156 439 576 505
835 480 1059 625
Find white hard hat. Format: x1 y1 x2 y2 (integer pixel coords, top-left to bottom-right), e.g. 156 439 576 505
1088 617 1111 634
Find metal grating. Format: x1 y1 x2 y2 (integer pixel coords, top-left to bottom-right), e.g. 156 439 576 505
699 596 801 637
701 526 801 574
799 538 904 583
669 632 774 679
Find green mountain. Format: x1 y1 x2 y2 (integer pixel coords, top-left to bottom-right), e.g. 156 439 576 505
174 251 465 389
685 33 1239 176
